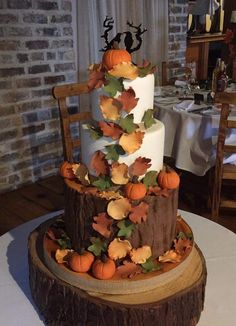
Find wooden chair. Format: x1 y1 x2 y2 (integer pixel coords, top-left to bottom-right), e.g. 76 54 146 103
211 92 236 221
53 82 92 162
161 61 192 86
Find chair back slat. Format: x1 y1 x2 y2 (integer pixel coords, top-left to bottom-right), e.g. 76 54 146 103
211 91 236 220
53 83 92 162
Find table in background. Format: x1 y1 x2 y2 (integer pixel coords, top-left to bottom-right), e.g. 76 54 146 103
154 94 236 176
0 210 236 325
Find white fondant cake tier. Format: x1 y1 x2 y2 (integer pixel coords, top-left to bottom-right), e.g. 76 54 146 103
81 119 165 174
90 74 154 123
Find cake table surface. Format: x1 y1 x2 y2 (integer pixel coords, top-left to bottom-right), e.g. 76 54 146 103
0 209 236 326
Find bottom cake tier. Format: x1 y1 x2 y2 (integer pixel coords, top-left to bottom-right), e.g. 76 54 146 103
28 216 207 326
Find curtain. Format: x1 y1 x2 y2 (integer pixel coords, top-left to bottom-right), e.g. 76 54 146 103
76 0 168 87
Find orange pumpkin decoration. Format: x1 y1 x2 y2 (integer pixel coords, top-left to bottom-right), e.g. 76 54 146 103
158 168 180 190
92 256 116 280
124 182 147 200
59 161 75 179
102 48 132 71
69 251 94 273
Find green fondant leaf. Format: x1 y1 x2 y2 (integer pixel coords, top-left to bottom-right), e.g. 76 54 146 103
56 234 71 250
141 257 162 273
103 74 123 97
143 170 158 187
105 144 125 161
92 175 113 191
86 124 103 140
117 220 136 238
119 114 139 133
138 62 156 78
141 109 156 129
87 237 108 256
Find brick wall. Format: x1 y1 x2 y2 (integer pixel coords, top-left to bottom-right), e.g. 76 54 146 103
168 0 188 64
0 0 76 193
0 0 188 193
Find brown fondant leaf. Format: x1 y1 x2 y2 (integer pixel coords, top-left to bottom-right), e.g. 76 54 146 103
174 238 192 254
87 63 104 90
108 62 139 80
119 131 144 154
98 121 123 140
90 150 110 176
111 162 129 185
92 212 113 238
117 88 139 113
107 197 132 220
100 95 122 121
129 201 149 224
116 260 142 278
158 250 182 263
108 238 132 260
129 157 152 177
130 245 152 264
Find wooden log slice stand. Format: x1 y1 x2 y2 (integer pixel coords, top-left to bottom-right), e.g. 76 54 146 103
28 217 207 326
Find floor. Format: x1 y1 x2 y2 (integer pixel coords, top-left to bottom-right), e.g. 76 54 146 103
0 173 235 236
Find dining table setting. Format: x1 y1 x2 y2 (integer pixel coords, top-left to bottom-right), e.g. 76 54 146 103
154 83 236 176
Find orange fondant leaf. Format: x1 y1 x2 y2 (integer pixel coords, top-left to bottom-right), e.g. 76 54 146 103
92 212 113 238
129 201 149 224
116 260 142 278
108 62 139 80
158 250 182 263
174 238 192 254
119 131 144 154
130 245 152 264
98 121 123 140
90 150 110 176
117 88 139 113
87 63 104 90
99 95 122 121
111 162 129 185
129 157 152 177
108 238 132 260
107 197 132 220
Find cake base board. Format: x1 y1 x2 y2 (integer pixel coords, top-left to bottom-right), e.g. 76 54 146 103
28 217 207 326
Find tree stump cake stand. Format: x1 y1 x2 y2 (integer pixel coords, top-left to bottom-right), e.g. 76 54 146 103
28 217 207 326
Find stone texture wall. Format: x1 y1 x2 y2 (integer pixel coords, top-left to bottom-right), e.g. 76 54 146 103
0 0 188 193
0 0 76 193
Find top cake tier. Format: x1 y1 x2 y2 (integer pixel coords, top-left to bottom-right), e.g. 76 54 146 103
80 63 165 174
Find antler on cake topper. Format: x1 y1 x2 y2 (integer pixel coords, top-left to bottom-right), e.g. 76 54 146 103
101 16 147 53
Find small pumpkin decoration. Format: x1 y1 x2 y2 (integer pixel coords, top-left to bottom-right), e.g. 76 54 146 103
102 48 132 71
59 161 75 179
124 182 147 200
157 167 180 190
69 250 94 273
92 255 116 280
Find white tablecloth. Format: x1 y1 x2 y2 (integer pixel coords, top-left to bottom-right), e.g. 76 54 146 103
0 210 236 326
154 97 236 176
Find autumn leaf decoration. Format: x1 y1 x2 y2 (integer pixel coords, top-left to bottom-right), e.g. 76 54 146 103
92 212 113 238
100 95 123 121
117 88 139 113
119 131 144 154
129 156 151 177
108 62 139 80
90 151 110 176
87 63 105 90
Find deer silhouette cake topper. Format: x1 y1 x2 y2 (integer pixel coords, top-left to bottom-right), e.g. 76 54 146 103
101 16 147 53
